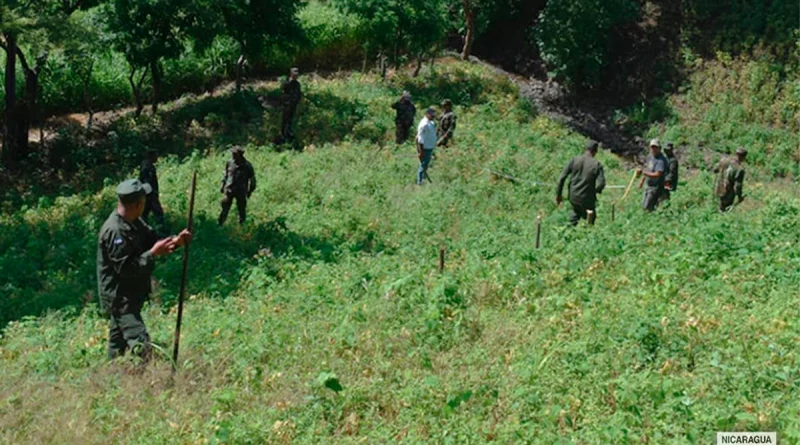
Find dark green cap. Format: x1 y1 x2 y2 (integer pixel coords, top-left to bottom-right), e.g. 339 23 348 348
116 178 152 200
231 145 245 155
736 147 748 156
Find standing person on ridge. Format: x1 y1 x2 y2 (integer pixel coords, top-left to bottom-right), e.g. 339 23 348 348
715 147 747 212
392 91 416 144
280 67 302 143
662 142 679 202
97 179 191 361
139 150 165 230
556 141 606 226
416 107 437 185
218 146 256 226
437 99 457 147
638 139 669 212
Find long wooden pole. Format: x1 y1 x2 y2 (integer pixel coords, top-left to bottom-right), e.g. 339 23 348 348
535 215 542 249
172 171 197 373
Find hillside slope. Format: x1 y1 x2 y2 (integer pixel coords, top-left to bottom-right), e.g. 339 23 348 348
2 62 800 444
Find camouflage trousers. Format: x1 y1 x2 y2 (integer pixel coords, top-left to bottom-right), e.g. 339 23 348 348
108 311 152 361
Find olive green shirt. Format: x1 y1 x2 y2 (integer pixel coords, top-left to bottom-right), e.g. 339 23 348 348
557 154 606 207
97 212 158 315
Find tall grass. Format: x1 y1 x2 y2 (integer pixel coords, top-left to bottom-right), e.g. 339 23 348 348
2 61 800 443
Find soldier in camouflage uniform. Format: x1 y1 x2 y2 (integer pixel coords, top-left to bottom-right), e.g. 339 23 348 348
437 99 457 147
556 141 606 225
661 142 679 201
97 179 191 360
392 91 416 144
139 150 165 229
280 68 302 142
218 146 257 226
638 139 669 212
715 147 747 212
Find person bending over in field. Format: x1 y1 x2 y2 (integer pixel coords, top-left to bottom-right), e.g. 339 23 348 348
97 179 191 361
556 140 606 226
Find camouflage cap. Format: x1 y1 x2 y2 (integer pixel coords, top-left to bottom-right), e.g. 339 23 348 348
736 147 748 156
290 67 300 75
649 138 661 148
585 140 599 151
402 91 411 99
231 145 245 155
441 99 452 107
116 178 152 199
664 142 675 151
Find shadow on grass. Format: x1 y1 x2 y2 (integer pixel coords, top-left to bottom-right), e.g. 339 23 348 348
393 69 518 110
0 210 345 331
1 87 370 210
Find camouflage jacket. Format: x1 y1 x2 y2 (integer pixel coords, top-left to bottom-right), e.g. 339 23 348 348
715 158 745 200
437 111 457 143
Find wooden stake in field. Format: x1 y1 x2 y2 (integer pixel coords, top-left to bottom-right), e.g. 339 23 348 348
439 247 445 273
587 209 596 226
172 171 197 373
611 203 616 222
535 214 542 249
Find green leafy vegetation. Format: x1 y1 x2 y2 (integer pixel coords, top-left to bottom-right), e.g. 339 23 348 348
3 62 800 443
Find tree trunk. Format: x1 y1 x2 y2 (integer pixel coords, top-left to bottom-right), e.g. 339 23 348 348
413 55 423 77
19 63 39 156
129 65 148 118
151 60 161 115
462 0 476 61
393 28 402 70
362 45 369 73
82 60 95 130
2 34 21 166
236 53 245 93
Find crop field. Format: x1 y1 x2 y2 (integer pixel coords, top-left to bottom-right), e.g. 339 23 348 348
2 62 800 444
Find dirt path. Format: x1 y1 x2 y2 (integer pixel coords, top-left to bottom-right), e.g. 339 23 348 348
472 56 645 162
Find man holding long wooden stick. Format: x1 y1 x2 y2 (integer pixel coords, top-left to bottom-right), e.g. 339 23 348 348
97 179 191 362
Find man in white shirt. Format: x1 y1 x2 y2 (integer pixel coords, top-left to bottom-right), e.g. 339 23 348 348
416 107 437 185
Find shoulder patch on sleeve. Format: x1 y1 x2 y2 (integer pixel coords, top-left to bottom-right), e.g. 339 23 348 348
113 237 124 245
